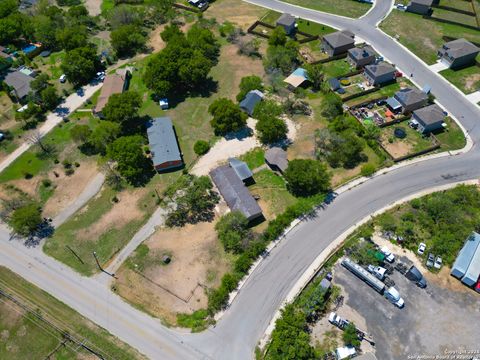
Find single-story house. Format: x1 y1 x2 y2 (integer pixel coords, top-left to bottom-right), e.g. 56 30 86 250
394 87 428 113
146 117 183 172
284 67 309 89
228 158 254 184
276 13 296 35
210 165 263 222
438 39 480 69
265 147 288 173
239 90 264 116
347 45 377 69
2 69 34 102
94 69 130 117
364 62 396 86
451 232 480 279
411 104 445 134
407 0 433 15
321 30 355 57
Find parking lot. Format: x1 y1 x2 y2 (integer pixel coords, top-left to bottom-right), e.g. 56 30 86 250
333 257 480 359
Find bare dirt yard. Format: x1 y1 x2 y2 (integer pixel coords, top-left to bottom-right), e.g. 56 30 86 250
380 138 412 159
205 0 267 30
115 207 233 325
84 0 101 17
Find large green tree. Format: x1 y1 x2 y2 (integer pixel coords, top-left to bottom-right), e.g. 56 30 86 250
107 135 151 184
215 211 253 253
89 121 121 154
10 203 43 236
268 26 287 46
62 46 101 86
264 40 299 75
284 159 331 197
102 91 142 125
236 75 263 102
56 25 88 51
209 98 247 135
256 117 288 144
110 24 146 57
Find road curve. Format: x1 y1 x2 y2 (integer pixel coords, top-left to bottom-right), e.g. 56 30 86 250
0 1 479 359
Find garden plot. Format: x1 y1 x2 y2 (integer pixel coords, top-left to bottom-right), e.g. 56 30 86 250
114 213 233 325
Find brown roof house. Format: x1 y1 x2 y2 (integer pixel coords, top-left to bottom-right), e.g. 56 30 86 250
321 30 355 57
265 147 288 173
146 117 183 172
438 39 480 69
364 62 396 86
347 45 377 69
94 69 130 118
412 104 445 134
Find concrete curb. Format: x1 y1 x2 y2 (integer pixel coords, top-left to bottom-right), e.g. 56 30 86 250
258 178 480 349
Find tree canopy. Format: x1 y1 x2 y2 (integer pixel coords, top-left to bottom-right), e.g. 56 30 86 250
215 211 254 253
268 26 287 46
264 40 299 75
284 159 331 197
236 75 264 102
209 98 247 135
256 117 288 144
10 203 42 236
110 24 146 57
62 46 101 87
102 91 142 125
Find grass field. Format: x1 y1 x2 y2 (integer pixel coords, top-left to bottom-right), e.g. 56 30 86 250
239 147 265 169
435 117 466 151
440 63 480 94
281 0 371 18
322 58 353 78
380 10 480 65
0 266 144 359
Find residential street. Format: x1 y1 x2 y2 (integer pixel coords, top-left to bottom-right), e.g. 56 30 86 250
1 1 480 359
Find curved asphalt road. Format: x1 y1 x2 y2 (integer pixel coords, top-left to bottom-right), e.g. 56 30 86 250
1 1 480 359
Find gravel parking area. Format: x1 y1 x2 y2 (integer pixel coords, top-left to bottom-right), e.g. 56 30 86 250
333 258 480 359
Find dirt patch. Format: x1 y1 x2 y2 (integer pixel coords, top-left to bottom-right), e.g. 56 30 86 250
84 0 101 16
43 161 99 218
5 178 40 198
380 137 412 158
465 73 480 92
115 215 231 324
76 189 144 241
205 0 267 30
147 23 192 54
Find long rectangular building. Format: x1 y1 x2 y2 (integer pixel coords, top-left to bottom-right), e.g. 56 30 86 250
146 117 183 172
451 232 480 280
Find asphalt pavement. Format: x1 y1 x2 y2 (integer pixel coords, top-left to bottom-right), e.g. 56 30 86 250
0 1 480 359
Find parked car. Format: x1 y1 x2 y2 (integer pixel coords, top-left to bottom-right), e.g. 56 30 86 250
380 246 395 263
394 71 403 78
417 242 426 255
395 4 407 10
59 74 66 83
434 256 442 269
426 253 434 268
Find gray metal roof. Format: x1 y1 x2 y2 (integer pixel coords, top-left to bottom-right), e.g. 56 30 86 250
146 117 182 167
323 31 355 48
413 104 445 126
348 45 376 61
228 158 253 182
451 232 480 279
441 38 480 59
239 90 263 116
394 88 428 107
410 0 433 5
276 13 296 27
210 165 262 221
320 278 331 290
386 97 402 110
3 70 33 99
265 147 288 172
365 62 396 77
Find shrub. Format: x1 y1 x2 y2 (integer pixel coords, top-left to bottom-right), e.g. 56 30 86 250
62 160 72 169
65 168 75 176
193 140 210 156
284 159 331 197
361 163 376 177
41 179 52 187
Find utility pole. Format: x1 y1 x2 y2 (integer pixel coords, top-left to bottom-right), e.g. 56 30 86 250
93 252 116 278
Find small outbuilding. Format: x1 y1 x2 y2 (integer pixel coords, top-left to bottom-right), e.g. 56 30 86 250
407 0 434 15
265 147 288 173
347 45 377 69
321 30 355 57
239 90 264 116
146 117 183 172
451 232 480 279
386 97 402 113
276 13 297 35
284 67 309 89
411 104 445 134
438 38 480 69
228 158 254 184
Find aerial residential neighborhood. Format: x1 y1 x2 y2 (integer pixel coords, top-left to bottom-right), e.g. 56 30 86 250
0 0 479 359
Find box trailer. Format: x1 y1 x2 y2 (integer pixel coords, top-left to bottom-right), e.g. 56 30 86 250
451 232 480 279
342 258 385 293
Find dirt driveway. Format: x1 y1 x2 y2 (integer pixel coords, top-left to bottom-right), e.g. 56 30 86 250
332 259 480 359
84 0 101 16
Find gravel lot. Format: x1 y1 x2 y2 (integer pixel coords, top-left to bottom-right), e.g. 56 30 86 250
333 257 480 360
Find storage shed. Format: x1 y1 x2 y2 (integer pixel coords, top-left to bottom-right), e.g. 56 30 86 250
451 232 480 279
462 236 480 286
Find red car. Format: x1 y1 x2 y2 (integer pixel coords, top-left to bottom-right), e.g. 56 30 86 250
475 279 480 293
394 71 403 78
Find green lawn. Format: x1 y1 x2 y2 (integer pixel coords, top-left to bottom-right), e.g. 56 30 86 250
101 0 115 14
435 117 466 151
240 147 265 170
440 0 475 12
431 7 478 27
0 266 145 360
322 58 353 78
380 10 480 64
440 62 480 94
281 0 371 18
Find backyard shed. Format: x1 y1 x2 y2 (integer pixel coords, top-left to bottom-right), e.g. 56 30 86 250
239 90 264 116
146 117 183 172
284 68 309 89
210 165 263 222
451 232 480 279
276 13 297 35
386 97 402 113
265 147 288 173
